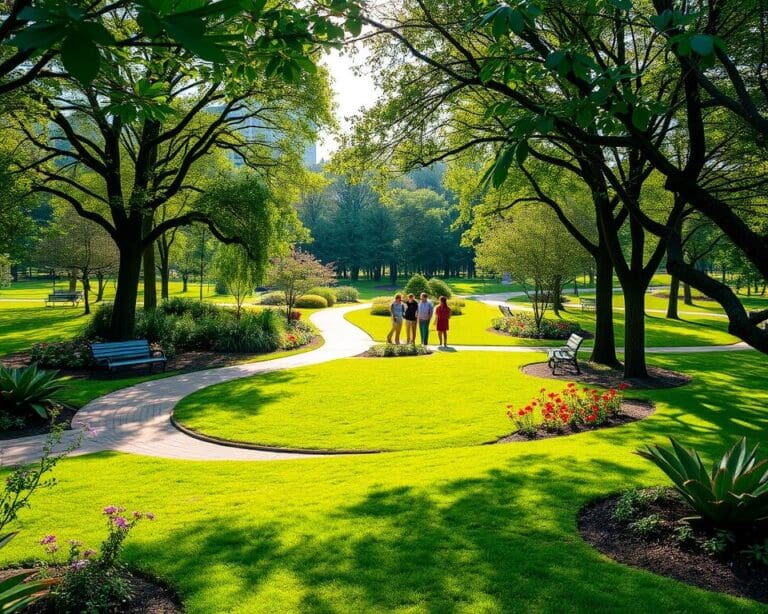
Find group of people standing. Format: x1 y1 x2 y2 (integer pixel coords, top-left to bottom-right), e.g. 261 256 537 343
386 292 451 347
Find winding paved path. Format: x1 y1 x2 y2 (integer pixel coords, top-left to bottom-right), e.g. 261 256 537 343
1 298 753 465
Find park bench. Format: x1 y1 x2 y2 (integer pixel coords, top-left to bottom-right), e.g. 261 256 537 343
547 333 585 375
498 304 514 318
580 298 596 312
44 289 83 307
90 340 168 373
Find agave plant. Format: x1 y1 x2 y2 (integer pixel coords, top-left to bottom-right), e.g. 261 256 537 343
637 437 768 529
0 533 57 613
0 364 64 420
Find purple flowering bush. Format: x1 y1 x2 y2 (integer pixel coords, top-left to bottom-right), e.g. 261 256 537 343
41 505 155 613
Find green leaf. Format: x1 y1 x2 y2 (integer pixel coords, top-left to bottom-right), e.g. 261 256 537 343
515 140 529 165
346 16 362 37
610 0 632 9
690 34 714 56
61 35 100 84
631 105 651 130
544 50 566 70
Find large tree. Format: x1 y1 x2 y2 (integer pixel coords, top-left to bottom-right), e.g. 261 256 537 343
12 19 328 338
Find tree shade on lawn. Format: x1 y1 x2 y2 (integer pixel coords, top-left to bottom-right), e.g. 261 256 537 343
345 300 740 348
1 351 767 612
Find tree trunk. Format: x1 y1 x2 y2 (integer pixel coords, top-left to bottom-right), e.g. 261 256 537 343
68 269 77 292
551 275 564 314
110 244 143 340
96 272 106 302
143 220 157 310
590 251 619 367
389 261 398 286
182 274 188 293
158 248 170 300
373 266 382 281
10 264 18 282
351 266 359 281
666 275 680 319
683 282 693 305
622 281 648 379
81 271 91 315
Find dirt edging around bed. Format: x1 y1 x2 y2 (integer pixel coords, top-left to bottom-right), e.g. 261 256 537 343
521 361 692 389
578 490 768 604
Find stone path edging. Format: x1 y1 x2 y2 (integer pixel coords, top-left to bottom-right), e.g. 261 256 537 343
1 295 755 465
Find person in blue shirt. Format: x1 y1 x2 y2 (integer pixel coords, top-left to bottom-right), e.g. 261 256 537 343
416 292 434 345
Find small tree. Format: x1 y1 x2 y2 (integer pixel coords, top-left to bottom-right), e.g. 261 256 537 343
476 209 589 333
403 274 431 297
266 251 335 320
0 255 11 290
34 208 118 314
214 245 257 319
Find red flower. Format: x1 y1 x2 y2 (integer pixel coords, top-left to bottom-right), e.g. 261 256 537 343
619 382 630 390
518 409 526 417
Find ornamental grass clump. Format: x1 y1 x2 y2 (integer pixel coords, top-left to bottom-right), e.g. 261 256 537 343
507 382 629 435
636 437 768 531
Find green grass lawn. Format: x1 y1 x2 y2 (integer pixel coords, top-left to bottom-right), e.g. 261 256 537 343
0 302 89 355
174 352 553 451
1 351 767 612
346 300 740 348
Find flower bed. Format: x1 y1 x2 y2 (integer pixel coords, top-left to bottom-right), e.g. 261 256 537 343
491 313 583 339
365 343 431 357
505 382 632 438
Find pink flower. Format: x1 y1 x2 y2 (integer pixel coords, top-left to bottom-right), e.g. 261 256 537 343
70 560 89 570
145 512 155 521
113 516 128 529
103 506 118 515
39 534 56 545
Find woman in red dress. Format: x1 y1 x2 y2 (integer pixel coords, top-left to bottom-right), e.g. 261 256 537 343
435 295 451 347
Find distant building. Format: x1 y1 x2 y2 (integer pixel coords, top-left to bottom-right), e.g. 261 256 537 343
207 105 316 169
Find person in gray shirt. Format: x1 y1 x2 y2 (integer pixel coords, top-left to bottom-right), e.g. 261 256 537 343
417 292 434 345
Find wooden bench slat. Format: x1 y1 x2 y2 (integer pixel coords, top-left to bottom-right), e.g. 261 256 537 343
90 340 167 373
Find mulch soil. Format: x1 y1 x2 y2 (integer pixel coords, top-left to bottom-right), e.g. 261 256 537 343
0 404 78 441
0 568 182 613
521 361 691 389
579 489 768 603
493 400 654 443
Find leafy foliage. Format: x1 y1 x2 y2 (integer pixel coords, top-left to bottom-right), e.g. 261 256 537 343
308 287 337 307
404 274 431 297
637 438 768 529
266 250 335 319
428 278 453 299
334 286 360 303
0 364 64 420
368 343 431 357
294 294 328 309
492 314 583 339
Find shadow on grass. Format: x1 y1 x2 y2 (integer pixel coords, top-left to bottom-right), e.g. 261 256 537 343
131 455 753 612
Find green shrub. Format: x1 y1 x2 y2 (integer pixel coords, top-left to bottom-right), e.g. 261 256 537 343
629 513 662 536
368 343 431 357
612 488 662 523
0 364 64 420
84 301 292 356
403 274 431 297
371 296 394 316
82 302 114 339
335 286 360 302
428 278 453 298
446 299 464 315
31 339 95 369
214 279 228 295
258 291 286 305
295 294 328 309
308 287 336 307
491 313 583 339
636 437 768 530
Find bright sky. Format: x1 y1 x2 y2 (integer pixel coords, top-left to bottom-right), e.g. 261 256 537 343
317 45 379 162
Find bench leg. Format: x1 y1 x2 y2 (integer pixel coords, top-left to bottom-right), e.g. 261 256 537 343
573 358 581 375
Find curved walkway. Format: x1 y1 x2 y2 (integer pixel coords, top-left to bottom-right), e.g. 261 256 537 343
1 298 754 465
